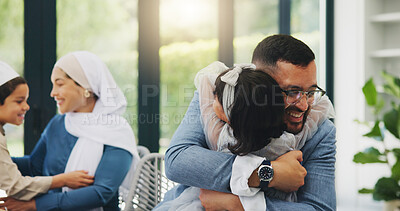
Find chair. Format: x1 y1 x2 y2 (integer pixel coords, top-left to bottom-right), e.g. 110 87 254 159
123 153 177 211
136 145 151 158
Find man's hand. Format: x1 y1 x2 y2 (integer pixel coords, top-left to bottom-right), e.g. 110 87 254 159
248 150 307 192
199 189 244 211
0 197 36 211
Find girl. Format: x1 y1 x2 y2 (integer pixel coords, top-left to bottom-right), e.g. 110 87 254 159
164 61 334 211
1 52 140 211
0 61 94 205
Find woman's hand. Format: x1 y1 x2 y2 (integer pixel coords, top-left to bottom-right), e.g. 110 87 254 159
51 170 94 189
199 189 244 211
0 197 36 211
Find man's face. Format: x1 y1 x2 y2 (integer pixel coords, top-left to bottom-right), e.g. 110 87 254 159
271 60 317 134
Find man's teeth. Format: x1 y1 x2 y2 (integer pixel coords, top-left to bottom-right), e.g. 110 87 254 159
288 112 302 118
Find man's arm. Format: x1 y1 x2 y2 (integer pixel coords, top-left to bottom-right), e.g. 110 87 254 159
165 91 235 192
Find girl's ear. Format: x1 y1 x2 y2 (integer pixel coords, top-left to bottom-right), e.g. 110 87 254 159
215 103 229 123
213 96 229 123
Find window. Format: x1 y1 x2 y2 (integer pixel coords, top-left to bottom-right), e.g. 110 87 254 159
159 0 218 151
291 0 325 87
234 0 279 63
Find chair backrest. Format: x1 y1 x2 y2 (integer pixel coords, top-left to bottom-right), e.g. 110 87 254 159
136 145 151 158
123 153 177 211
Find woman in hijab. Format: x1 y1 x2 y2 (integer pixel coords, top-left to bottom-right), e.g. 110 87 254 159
1 51 140 211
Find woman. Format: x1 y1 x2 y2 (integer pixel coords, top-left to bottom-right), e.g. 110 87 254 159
1 51 140 210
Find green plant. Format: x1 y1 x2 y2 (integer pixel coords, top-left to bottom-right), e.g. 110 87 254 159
353 71 400 201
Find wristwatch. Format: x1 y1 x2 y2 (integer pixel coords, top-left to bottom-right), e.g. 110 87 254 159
258 160 274 189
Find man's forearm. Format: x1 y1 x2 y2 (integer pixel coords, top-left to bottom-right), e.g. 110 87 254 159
165 92 236 192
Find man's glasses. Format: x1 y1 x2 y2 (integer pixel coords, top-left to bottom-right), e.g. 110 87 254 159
281 86 326 105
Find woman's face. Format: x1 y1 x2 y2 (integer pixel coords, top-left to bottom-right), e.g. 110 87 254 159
0 84 30 126
50 67 91 114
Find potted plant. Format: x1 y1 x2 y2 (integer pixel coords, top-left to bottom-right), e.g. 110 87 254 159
353 71 400 210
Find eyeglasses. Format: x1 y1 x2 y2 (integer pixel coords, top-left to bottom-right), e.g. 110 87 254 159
281 86 326 105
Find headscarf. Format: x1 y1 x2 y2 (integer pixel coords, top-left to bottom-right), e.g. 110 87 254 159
0 61 19 86
55 51 139 209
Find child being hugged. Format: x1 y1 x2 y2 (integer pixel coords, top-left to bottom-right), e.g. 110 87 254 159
163 61 335 211
0 61 93 205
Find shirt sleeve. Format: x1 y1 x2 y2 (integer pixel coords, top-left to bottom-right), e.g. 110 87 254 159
198 75 225 151
35 145 133 211
0 135 52 201
165 91 236 193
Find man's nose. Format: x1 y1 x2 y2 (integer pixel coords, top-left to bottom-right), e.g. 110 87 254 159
295 95 309 111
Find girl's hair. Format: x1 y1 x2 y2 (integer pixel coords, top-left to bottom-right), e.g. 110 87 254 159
214 68 285 155
0 77 27 105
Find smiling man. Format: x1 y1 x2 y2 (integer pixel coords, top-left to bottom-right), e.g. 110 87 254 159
156 34 336 211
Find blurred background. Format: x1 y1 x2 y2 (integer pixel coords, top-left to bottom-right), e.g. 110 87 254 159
0 0 399 210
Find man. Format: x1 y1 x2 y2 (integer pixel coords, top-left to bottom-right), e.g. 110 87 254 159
157 35 336 210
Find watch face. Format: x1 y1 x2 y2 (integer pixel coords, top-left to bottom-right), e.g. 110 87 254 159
259 165 273 181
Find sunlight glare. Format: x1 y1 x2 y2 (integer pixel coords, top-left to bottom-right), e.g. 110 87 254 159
161 0 211 27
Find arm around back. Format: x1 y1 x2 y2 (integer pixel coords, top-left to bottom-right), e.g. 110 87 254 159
165 91 236 193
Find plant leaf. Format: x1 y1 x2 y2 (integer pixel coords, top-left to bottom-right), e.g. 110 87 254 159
359 188 374 194
363 121 383 141
375 99 385 115
392 160 400 181
382 71 400 99
363 78 377 106
373 177 400 201
393 148 400 159
353 147 387 164
383 107 400 139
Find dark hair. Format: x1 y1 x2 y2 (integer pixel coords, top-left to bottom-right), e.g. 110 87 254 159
65 72 99 100
252 34 315 73
0 77 27 105
214 68 285 155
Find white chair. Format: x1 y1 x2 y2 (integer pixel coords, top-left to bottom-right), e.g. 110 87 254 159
136 145 151 158
123 153 177 211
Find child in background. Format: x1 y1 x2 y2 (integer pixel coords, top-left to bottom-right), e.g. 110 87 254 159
0 61 94 205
